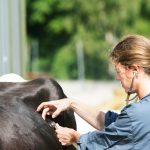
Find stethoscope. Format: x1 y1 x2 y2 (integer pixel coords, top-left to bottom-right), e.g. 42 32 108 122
125 72 138 105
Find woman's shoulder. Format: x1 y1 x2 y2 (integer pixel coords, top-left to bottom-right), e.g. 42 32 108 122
122 94 150 117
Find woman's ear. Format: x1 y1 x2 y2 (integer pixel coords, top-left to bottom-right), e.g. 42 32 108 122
129 64 139 74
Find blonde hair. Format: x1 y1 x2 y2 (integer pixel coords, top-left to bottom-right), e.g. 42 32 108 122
110 35 150 75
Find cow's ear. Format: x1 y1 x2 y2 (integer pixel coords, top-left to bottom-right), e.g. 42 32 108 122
22 88 50 110
18 77 66 110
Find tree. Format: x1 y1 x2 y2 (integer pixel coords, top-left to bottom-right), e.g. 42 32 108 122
27 0 149 80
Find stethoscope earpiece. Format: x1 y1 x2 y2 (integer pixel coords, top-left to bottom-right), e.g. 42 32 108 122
133 72 136 77
125 71 138 105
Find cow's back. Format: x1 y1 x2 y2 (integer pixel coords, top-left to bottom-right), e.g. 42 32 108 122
0 77 76 150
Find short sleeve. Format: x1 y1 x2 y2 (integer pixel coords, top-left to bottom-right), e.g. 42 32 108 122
105 111 118 127
77 109 132 150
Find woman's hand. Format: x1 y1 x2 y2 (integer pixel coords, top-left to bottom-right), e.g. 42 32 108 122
36 98 72 120
55 124 80 146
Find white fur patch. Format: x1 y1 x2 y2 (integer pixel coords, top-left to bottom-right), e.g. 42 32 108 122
0 73 26 82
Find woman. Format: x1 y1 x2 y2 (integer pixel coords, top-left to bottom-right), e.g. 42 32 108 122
37 35 150 149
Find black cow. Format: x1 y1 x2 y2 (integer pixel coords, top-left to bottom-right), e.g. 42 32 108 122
0 77 76 150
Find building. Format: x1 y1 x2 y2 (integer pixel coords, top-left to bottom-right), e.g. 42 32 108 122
0 0 27 77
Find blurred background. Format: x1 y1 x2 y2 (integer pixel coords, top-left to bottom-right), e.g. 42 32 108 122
0 0 150 132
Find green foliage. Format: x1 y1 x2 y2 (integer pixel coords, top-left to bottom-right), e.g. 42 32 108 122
51 45 77 79
26 0 150 80
133 19 150 36
32 57 51 72
27 0 53 24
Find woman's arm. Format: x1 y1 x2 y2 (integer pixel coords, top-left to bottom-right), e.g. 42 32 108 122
37 98 105 130
70 100 105 130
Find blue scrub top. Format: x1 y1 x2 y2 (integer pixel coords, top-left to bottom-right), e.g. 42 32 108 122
77 94 150 150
